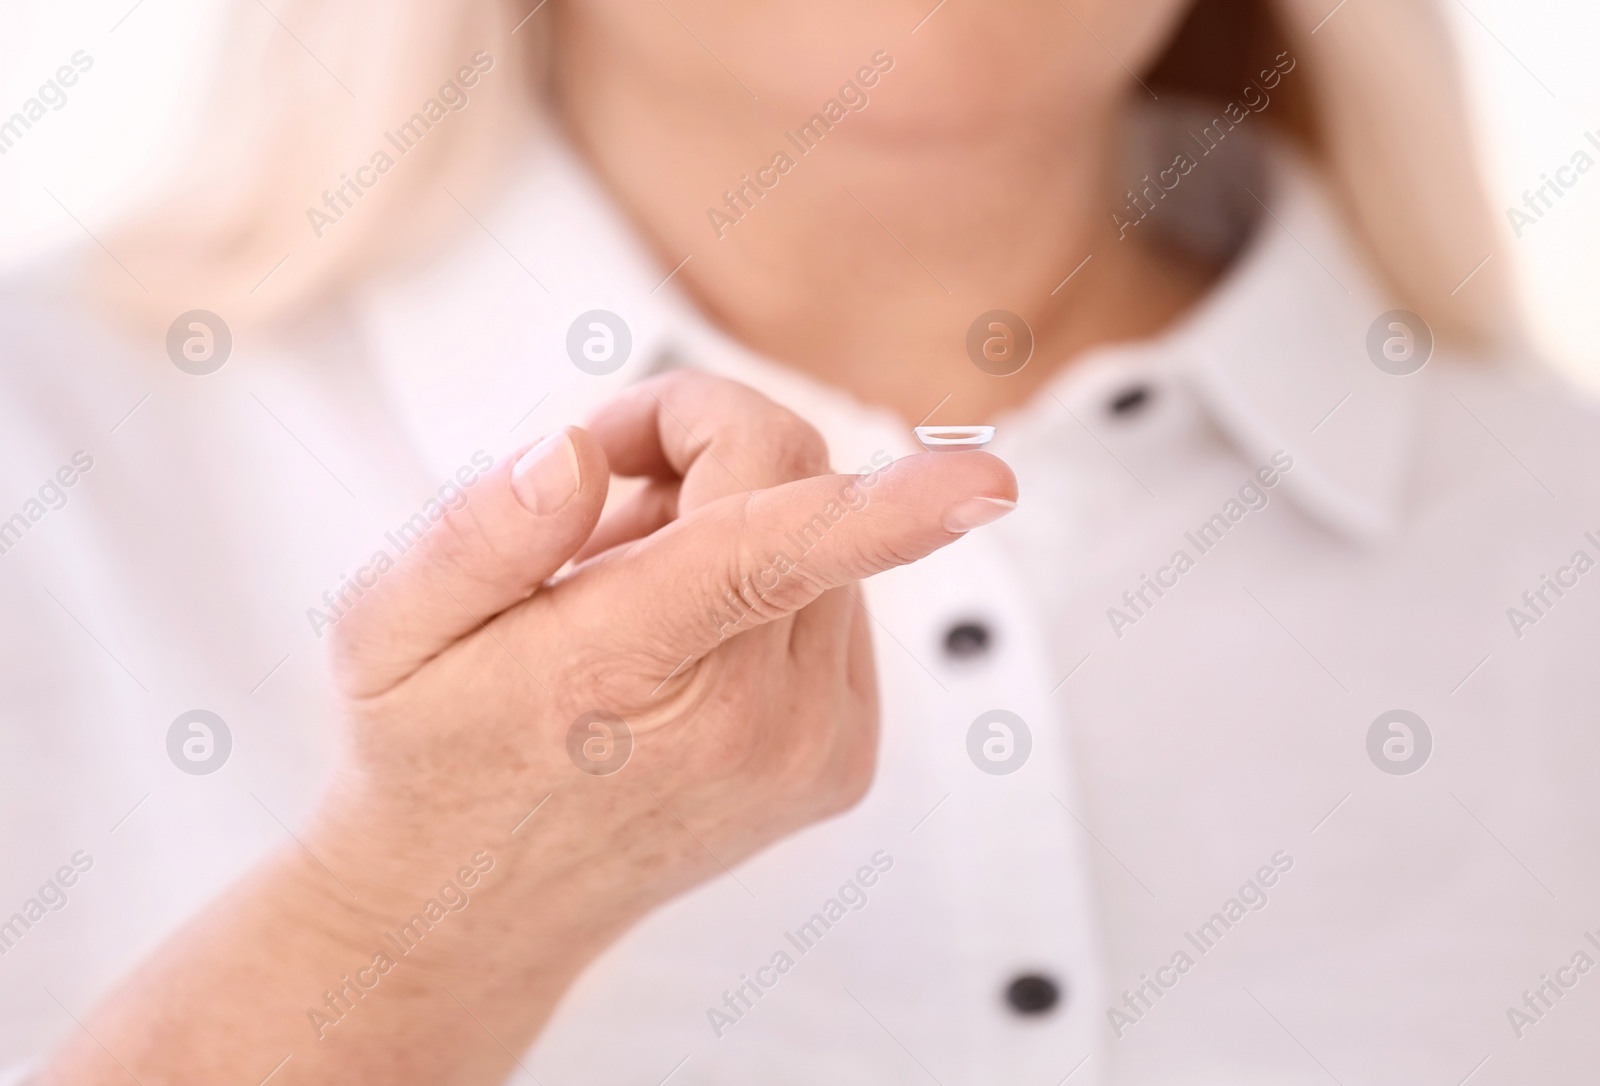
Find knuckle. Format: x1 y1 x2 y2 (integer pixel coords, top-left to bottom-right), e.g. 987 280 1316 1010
660 370 829 478
787 433 831 479
752 414 828 479
651 368 718 398
856 532 925 577
713 511 822 623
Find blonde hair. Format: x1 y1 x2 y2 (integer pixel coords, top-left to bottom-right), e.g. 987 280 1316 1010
99 0 536 331
101 0 1517 348
1268 0 1519 347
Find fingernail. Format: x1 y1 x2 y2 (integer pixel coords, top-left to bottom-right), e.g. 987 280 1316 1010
942 496 1015 533
512 431 581 516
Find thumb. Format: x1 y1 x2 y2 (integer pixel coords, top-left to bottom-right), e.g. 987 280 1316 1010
329 427 609 699
589 450 1015 663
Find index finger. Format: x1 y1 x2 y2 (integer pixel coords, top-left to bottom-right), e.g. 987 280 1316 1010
564 450 1018 667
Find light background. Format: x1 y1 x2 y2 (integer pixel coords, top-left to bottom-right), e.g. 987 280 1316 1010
2 0 1598 385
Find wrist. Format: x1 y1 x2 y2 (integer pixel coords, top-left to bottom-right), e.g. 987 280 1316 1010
302 769 642 972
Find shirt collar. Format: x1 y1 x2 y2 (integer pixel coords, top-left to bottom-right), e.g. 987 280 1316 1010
357 119 1420 542
1175 151 1423 542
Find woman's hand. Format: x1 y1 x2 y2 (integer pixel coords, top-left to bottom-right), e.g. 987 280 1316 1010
43 372 1016 1085
322 372 1016 913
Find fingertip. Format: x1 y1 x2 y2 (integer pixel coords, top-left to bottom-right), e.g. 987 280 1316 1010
962 449 1018 502
564 425 613 494
941 496 1016 534
869 449 1018 505
510 430 581 516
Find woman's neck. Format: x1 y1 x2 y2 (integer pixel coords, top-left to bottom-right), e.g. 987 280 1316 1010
554 26 1213 425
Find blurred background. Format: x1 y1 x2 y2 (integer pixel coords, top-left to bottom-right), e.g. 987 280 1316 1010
3 0 1599 386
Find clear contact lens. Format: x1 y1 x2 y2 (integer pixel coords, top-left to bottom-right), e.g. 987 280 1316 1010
913 425 996 451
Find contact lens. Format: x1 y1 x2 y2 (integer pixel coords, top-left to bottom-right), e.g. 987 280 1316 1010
913 425 996 452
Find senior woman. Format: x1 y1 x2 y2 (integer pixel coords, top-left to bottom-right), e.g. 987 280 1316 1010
4 0 1599 1082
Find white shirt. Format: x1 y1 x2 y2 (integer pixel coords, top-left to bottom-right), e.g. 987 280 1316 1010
3 118 1600 1085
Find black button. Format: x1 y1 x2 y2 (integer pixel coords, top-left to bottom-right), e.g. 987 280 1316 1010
1005 973 1062 1016
943 621 992 660
1107 384 1153 417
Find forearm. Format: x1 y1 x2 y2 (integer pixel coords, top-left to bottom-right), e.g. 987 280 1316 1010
38 816 627 1086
